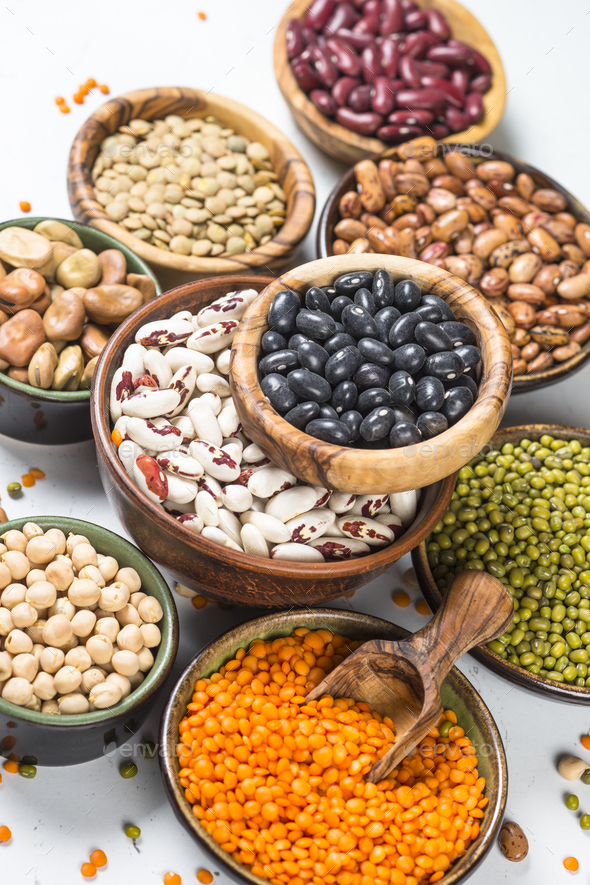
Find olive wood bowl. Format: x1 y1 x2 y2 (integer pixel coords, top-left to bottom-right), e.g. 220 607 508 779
68 87 316 276
412 423 590 705
0 516 178 766
273 0 506 166
160 608 508 885
91 275 455 607
317 143 590 394
230 254 512 494
0 217 161 445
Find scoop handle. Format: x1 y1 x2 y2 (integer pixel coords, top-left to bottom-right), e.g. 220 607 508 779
406 570 514 688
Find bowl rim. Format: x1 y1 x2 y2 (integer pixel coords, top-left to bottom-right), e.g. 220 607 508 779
412 422 590 705
316 143 590 393
91 273 456 579
159 606 508 885
0 216 162 403
0 515 179 726
67 86 316 274
273 0 507 163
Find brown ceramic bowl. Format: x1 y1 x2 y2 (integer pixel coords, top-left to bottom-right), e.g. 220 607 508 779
68 87 316 277
412 423 590 706
91 275 455 607
160 608 508 885
230 255 512 495
317 143 590 394
274 0 506 166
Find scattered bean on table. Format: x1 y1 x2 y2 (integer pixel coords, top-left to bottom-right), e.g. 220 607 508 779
563 856 579 872
19 202 31 213
121 763 138 779
498 820 528 862
125 825 141 839
89 849 107 867
581 734 590 751
0 826 11 842
565 793 579 810
559 756 590 781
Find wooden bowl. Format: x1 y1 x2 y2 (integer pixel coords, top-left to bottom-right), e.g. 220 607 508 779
0 216 161 445
91 275 455 607
412 423 590 706
160 607 507 885
317 144 590 394
0 516 178 766
273 0 506 166
67 87 316 276
230 254 512 494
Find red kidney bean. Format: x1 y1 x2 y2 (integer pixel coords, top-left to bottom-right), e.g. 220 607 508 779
351 0 366 7
404 9 428 30
472 49 491 75
399 55 422 89
390 78 404 90
396 87 447 110
427 44 474 65
431 122 450 138
470 72 492 93
335 107 383 134
309 89 338 116
309 44 339 87
353 16 380 35
324 3 358 35
451 68 469 95
286 19 305 59
464 91 484 123
399 31 430 58
348 83 373 111
379 37 399 76
332 75 361 105
427 8 451 41
380 0 404 35
415 59 449 78
292 60 321 92
378 123 425 143
388 108 434 125
446 106 468 132
304 0 336 31
335 27 375 49
364 0 382 18
371 76 397 115
326 38 362 77
302 26 319 45
401 0 419 10
361 44 381 82
421 75 464 107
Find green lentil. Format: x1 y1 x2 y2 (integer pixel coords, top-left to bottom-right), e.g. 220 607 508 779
581 814 590 830
120 763 138 779
125 825 141 839
140 740 157 759
19 764 37 778
565 794 579 810
7 482 21 496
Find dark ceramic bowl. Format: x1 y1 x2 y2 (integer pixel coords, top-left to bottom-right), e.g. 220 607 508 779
0 217 161 444
317 144 590 394
0 516 178 765
413 423 590 706
160 608 507 885
91 275 455 607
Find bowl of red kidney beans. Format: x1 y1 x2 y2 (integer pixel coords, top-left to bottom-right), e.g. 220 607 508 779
274 0 506 164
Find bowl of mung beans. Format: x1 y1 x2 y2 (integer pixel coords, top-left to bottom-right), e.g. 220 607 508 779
413 424 590 705
159 607 507 885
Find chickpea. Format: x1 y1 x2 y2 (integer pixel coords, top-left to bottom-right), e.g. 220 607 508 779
116 604 141 628
68 579 101 607
0 650 13 681
138 596 163 624
65 647 92 672
129 592 147 609
94 617 120 643
22 522 44 541
2 676 34 706
137 647 154 673
112 650 140 677
116 567 141 593
26 536 58 565
66 533 90 556
89 681 123 708
40 646 65 674
2 530 27 553
117 624 143 654
99 582 130 613
106 672 131 699
97 555 119 583
71 543 98 572
53 666 82 694
41 699 60 714
0 607 15 636
11 653 38 681
139 624 161 648
0 562 11 591
60 634 79 653
127 670 144 690
48 598 76 621
42 614 73 648
58 693 89 714
11 602 38 629
86 634 114 665
6 628 34 655
26 580 57 609
77 565 105 588
2 551 31 580
27 620 47 644
24 694 41 711
45 559 75 591
32 671 56 700
71 610 96 638
44 528 66 556
1 583 27 609
81 667 106 694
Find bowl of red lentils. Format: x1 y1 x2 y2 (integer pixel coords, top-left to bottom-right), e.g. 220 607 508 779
159 608 507 885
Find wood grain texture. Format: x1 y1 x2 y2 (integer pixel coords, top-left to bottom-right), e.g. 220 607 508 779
273 0 506 166
413 423 590 707
230 254 513 494
68 87 316 275
92 275 455 607
317 144 590 394
306 572 513 780
160 608 508 885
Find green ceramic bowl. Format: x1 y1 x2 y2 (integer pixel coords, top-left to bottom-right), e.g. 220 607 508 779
0 516 178 765
0 217 161 444
160 608 507 885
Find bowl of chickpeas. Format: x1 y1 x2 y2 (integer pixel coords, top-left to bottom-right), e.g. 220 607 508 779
159 607 507 885
0 516 178 765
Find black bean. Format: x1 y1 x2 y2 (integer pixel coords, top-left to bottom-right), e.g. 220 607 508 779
360 407 396 442
319 403 339 420
334 270 374 295
414 322 453 354
441 386 474 425
372 269 395 309
354 362 391 391
261 373 298 412
388 312 421 348
322 286 338 302
388 370 416 407
392 343 426 374
421 293 455 322
354 287 376 314
284 401 320 430
416 411 448 439
324 331 357 355
357 387 392 415
288 333 311 350
288 368 332 402
305 418 351 445
423 350 465 380
340 409 362 441
444 373 478 396
392 405 418 424
305 286 332 313
415 376 445 411
358 337 395 365
325 346 363 385
261 330 287 354
330 295 353 322
331 379 358 414
342 304 379 339
389 422 422 448
394 279 421 313
298 341 330 375
374 306 401 343
268 290 300 334
438 320 476 347
454 344 481 373
334 321 345 334
414 302 442 323
295 308 336 340
259 349 301 376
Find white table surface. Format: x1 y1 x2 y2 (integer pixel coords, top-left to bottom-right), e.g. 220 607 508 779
1 1 590 882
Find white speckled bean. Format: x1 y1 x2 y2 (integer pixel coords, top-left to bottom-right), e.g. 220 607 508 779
240 511 291 544
169 415 196 444
389 490 418 527
375 512 403 538
270 543 325 562
196 490 219 526
248 467 297 500
308 537 370 559
196 373 231 397
114 415 131 441
133 456 168 504
125 417 183 452
249 496 267 512
166 364 197 417
217 401 240 437
143 350 173 388
164 473 199 504
118 439 144 473
265 486 319 523
198 474 222 501
157 449 204 480
135 319 193 347
221 484 253 513
163 498 195 516
110 367 134 422
236 288 260 305
217 509 243 545
121 388 181 419
285 508 336 544
222 443 242 466
240 523 269 558
216 349 231 375
197 295 249 327
187 320 239 354
351 494 389 519
313 487 331 508
201 526 244 552
223 435 242 451
170 310 193 322
337 516 394 546
187 399 223 447
178 514 204 534
329 492 356 513
242 443 267 463
164 346 214 376
122 343 146 380
200 391 222 415
189 439 241 482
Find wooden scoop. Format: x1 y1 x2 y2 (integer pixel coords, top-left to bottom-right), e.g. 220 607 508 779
306 571 514 783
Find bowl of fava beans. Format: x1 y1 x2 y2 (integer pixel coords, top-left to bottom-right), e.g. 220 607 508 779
0 516 178 765
413 424 590 705
160 608 507 885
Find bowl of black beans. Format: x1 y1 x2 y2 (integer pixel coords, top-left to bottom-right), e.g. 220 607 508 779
230 255 513 494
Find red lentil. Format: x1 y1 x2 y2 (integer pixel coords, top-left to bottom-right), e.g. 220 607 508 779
89 850 107 867
21 474 35 488
581 735 590 752
163 874 182 885
81 862 97 877
29 468 45 480
564 856 579 872
3 761 19 774
192 595 209 610
19 202 31 213
415 601 431 616
0 826 12 842
197 11 207 19
393 591 411 607
197 871 213 884
99 85 109 94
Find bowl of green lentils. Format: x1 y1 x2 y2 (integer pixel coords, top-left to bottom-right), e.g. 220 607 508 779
413 424 590 705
